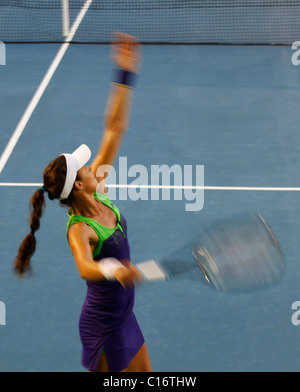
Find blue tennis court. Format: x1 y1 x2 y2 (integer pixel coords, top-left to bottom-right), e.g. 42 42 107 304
1 1 300 373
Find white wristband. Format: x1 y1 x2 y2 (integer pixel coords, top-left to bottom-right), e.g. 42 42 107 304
98 257 125 281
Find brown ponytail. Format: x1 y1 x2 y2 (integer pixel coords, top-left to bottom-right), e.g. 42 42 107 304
14 188 46 276
14 154 81 277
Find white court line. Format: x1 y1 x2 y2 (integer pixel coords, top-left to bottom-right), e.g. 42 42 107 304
0 183 300 191
0 0 93 174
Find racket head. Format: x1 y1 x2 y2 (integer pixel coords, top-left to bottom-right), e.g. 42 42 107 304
193 214 285 292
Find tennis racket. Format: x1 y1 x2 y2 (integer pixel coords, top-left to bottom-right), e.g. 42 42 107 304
136 214 285 292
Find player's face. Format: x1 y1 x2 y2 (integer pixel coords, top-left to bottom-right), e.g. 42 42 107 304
77 165 98 193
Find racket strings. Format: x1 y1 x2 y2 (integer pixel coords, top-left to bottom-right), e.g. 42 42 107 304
193 214 285 292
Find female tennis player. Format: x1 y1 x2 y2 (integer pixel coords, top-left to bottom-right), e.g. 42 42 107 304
14 33 152 373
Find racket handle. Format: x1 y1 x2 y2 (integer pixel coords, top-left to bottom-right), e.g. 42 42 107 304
136 260 169 281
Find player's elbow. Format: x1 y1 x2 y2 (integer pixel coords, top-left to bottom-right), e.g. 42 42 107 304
76 260 102 281
76 266 87 280
75 262 90 281
78 270 88 280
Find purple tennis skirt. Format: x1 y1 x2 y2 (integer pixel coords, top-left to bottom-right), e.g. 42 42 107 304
79 280 145 372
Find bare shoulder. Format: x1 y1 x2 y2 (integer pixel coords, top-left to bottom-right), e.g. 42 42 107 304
68 221 96 242
67 221 99 257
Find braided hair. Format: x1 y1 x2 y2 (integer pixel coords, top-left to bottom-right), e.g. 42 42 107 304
14 155 80 276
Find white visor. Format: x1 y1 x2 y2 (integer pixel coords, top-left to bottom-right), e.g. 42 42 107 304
59 144 91 200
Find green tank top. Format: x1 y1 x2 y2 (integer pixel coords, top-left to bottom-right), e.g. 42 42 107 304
66 192 125 258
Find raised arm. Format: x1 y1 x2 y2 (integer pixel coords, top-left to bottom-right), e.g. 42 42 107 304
90 33 142 188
